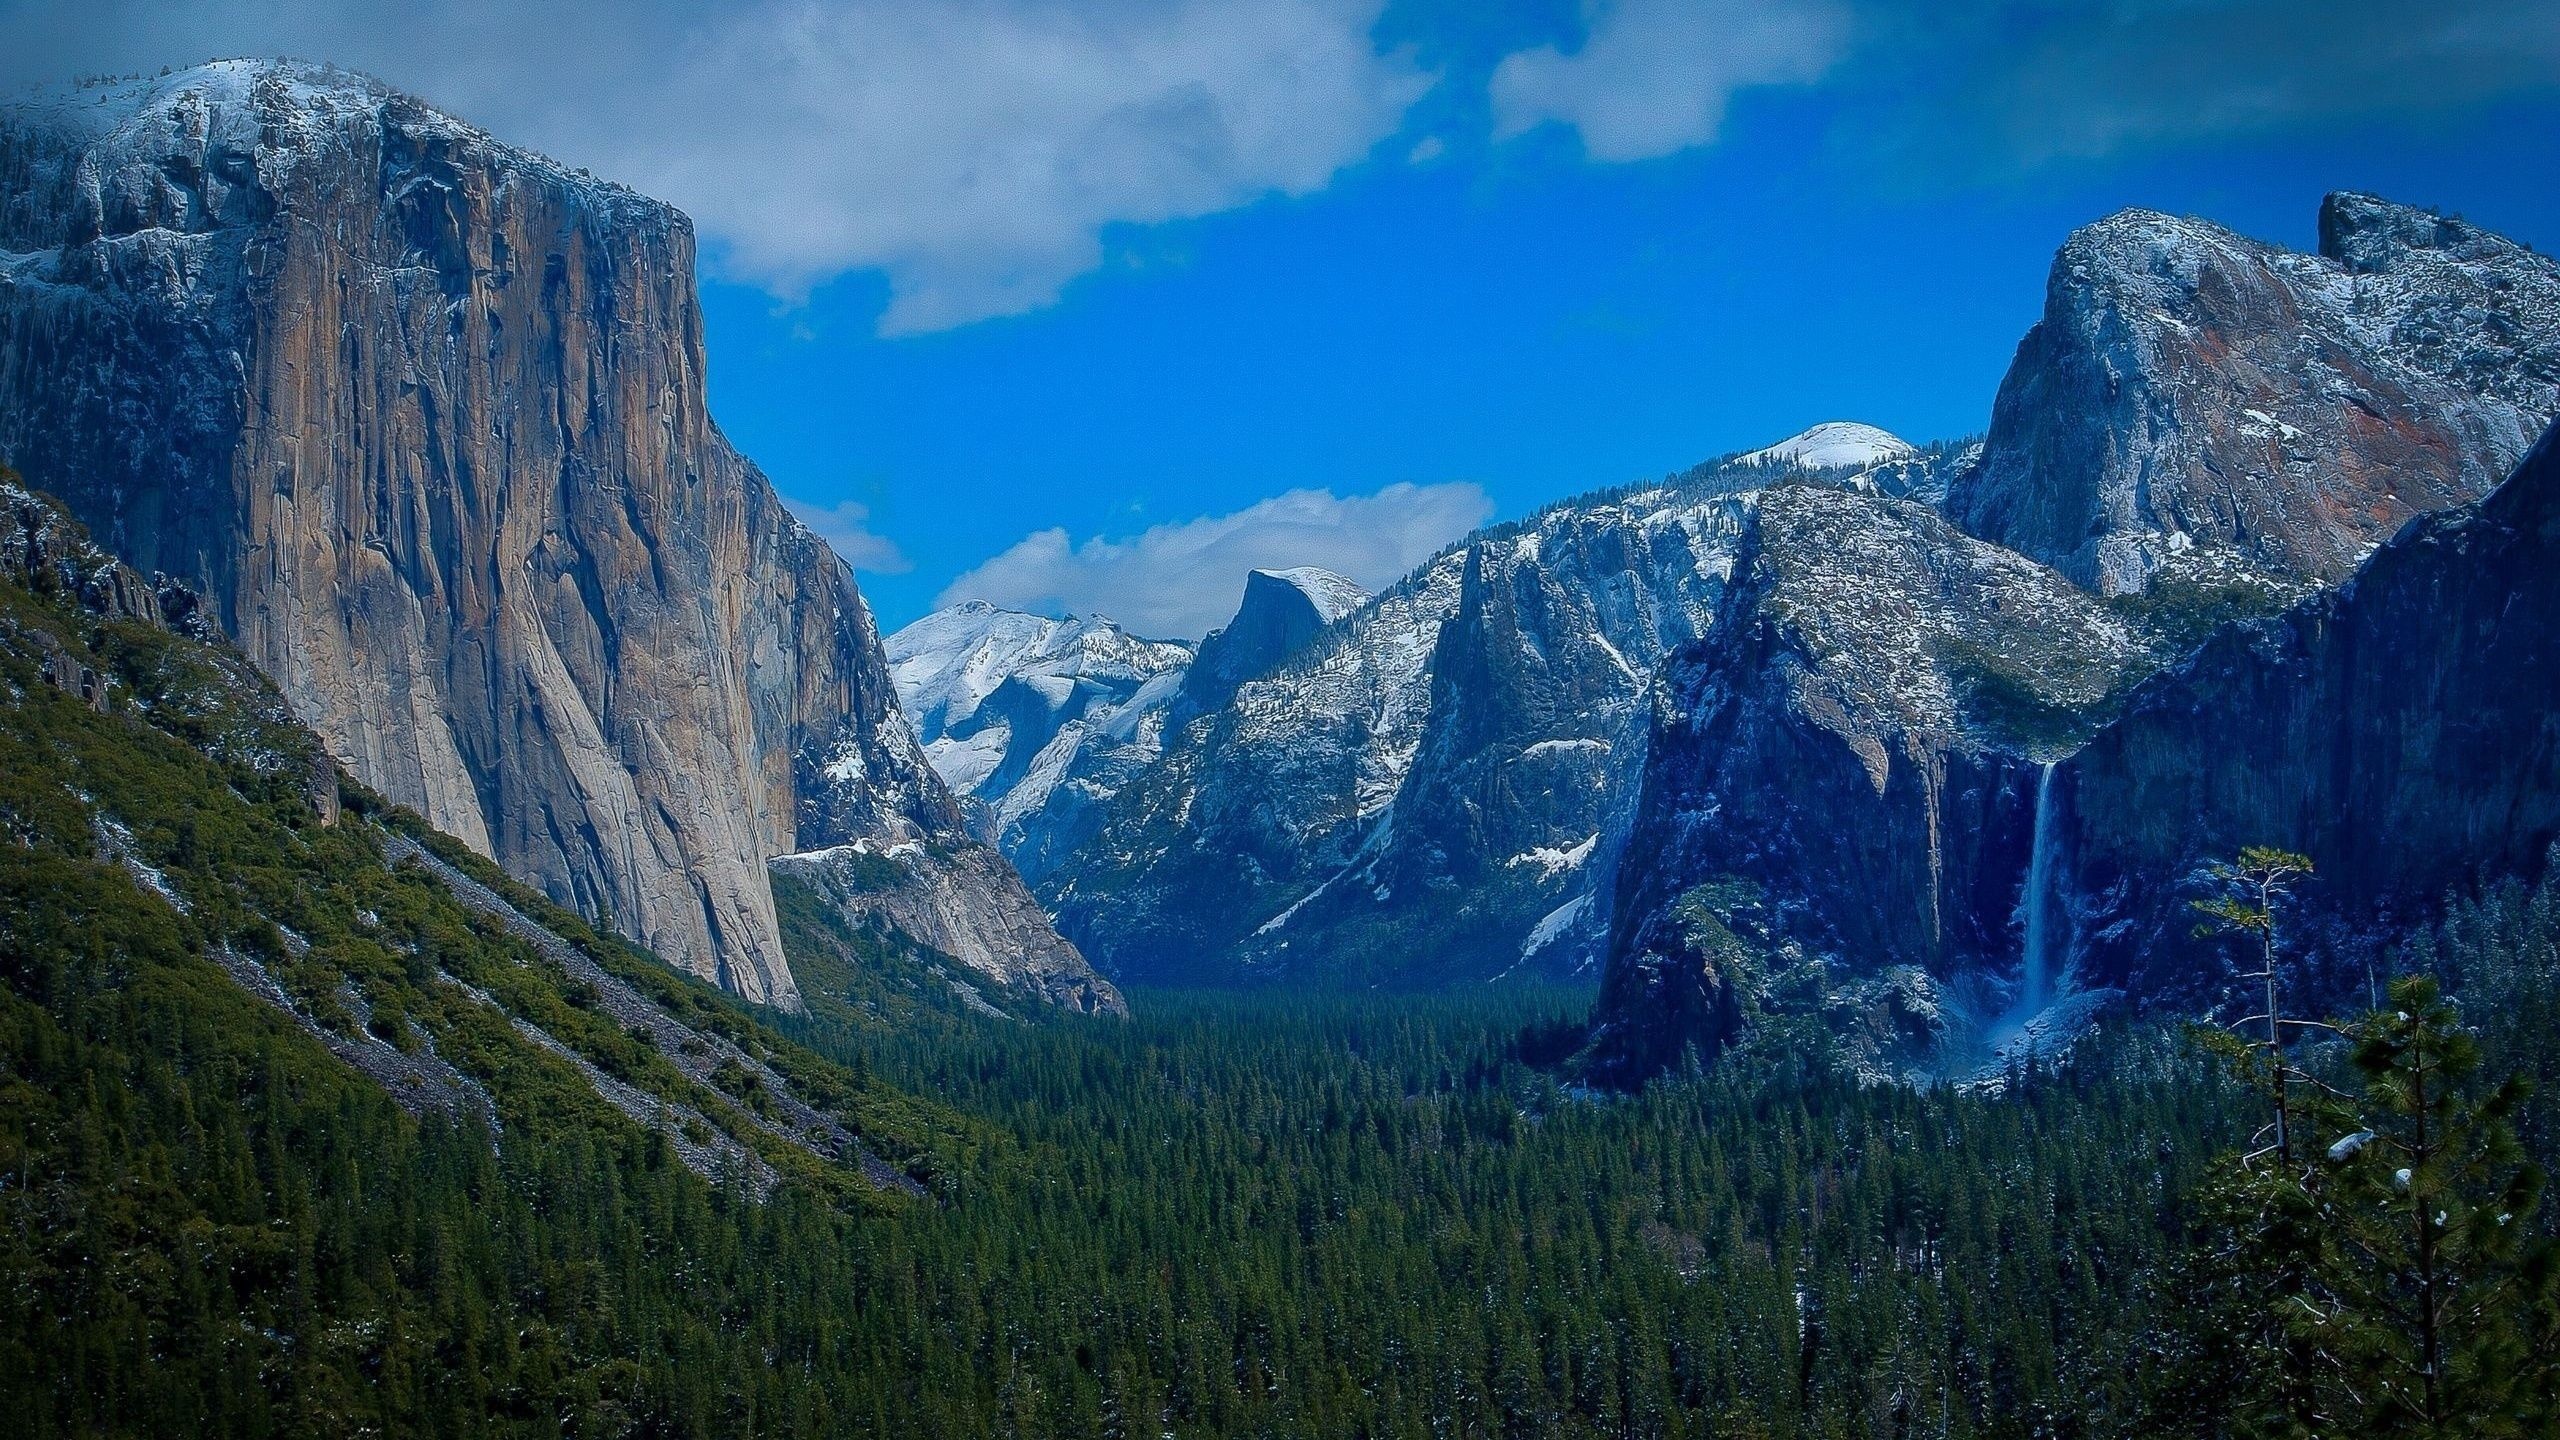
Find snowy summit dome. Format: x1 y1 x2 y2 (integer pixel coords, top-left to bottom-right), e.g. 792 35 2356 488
1738 422 1916 473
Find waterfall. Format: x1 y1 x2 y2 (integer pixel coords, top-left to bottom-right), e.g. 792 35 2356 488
2016 762 2064 1017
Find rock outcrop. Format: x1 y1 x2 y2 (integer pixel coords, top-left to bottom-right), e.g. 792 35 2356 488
1179 566 1367 715
772 840 1125 1015
0 62 1099 1011
1946 193 2560 595
1045 430 1971 987
1579 485 2161 1084
2055 418 2560 1002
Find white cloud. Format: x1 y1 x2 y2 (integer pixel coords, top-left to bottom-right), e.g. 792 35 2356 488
1490 0 1850 162
785 497 911 575
6 0 1431 334
942 482 1493 639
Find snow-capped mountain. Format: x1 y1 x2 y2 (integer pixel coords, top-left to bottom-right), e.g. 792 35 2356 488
887 566 1370 879
1041 433 1972 988
1182 567 1371 714
1737 421 1916 472
886 603 1193 877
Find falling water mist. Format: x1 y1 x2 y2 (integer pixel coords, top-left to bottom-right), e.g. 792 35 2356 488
2015 762 2066 1022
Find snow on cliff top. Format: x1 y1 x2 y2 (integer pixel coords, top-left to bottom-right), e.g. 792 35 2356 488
5 59 654 222
1738 422 1916 473
1255 567 1370 624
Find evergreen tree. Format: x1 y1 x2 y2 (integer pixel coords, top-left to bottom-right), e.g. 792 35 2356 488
2193 847 2317 1167
2189 977 2560 1436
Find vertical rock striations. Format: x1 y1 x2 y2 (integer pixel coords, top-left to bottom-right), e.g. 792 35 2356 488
2057 419 2560 1002
1947 194 2560 596
0 62 1098 1011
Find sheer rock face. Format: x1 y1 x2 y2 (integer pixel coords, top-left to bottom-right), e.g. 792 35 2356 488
1179 566 1366 715
1947 193 2560 596
1045 438 1969 988
1580 487 2159 1084
2056 420 2560 1002
0 62 1068 1010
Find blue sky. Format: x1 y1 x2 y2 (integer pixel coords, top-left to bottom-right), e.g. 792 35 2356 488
15 0 2560 636
704 87 2560 633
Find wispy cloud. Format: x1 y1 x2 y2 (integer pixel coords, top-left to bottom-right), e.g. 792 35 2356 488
1902 0 2560 170
8 0 1432 334
1490 0 1851 162
784 497 911 575
942 482 1493 639
1482 0 2560 173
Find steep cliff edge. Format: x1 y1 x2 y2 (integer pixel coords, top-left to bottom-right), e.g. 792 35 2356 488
1180 566 1367 714
2057 419 2560 1002
0 62 1096 1011
1946 193 2560 595
1580 486 2160 1084
771 840 1123 1015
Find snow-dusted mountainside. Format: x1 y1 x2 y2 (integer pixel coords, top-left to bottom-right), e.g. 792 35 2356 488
1576 195 2560 1086
1948 193 2560 595
886 603 1192 879
1042 437 1975 988
0 62 1112 1012
1181 566 1369 715
1580 487 2165 1086
887 567 1368 881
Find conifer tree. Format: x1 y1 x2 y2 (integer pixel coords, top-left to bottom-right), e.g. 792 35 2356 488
2194 847 2317 1167
2193 976 2560 1436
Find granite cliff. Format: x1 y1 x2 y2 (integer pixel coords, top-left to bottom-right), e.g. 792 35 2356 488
1583 195 2560 1083
1947 193 2560 596
1179 566 1368 714
0 62 1107 1011
1579 486 2161 1085
1044 432 1972 987
2055 418 2560 1004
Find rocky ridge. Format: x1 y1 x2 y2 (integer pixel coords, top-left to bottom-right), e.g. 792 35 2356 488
772 838 1125 1015
1580 484 2163 1085
1581 196 2560 1084
2054 417 2560 1004
1044 430 1969 987
1948 193 2560 596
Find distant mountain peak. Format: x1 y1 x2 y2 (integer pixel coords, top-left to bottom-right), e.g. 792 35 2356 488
1737 422 1916 473
1250 566 1369 624
1183 566 1374 716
